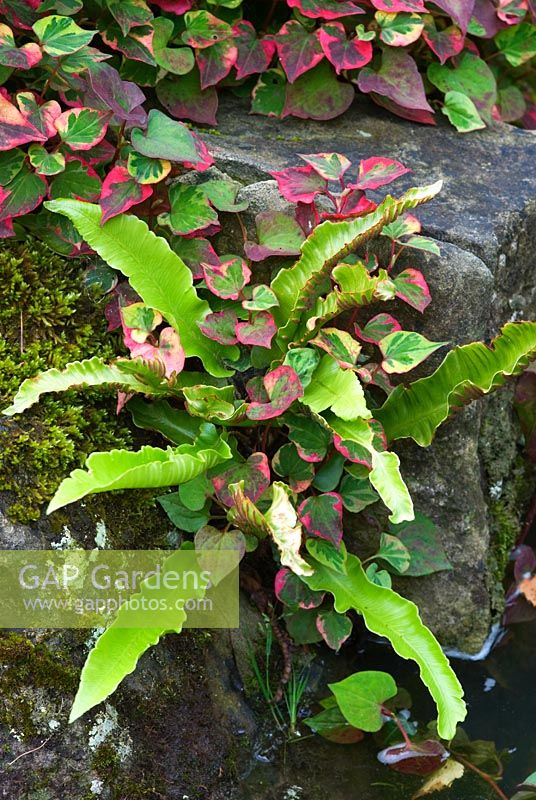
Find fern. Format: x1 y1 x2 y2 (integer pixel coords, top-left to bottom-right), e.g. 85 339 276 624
3 357 169 416
271 181 442 348
48 433 231 513
375 321 536 445
45 200 238 377
303 552 466 740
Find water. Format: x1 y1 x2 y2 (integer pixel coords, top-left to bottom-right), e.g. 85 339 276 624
238 620 536 800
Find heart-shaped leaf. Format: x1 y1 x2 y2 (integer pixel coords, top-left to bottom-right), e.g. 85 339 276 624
55 107 110 151
299 492 344 547
318 22 373 73
286 411 332 462
212 453 270 507
355 313 402 344
380 331 447 374
276 20 324 83
194 525 246 585
374 532 411 573
393 269 431 312
198 309 239 346
353 156 411 190
275 567 325 609
270 164 327 203
202 256 251 300
273 443 315 492
244 210 304 261
131 109 213 170
329 670 398 732
310 328 361 368
247 365 304 420
236 311 277 348
316 608 353 651
100 164 152 223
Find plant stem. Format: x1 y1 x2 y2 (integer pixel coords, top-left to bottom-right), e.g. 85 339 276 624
453 755 509 800
380 707 413 749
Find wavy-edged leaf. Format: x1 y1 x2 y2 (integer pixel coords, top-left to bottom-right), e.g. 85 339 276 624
48 432 232 512
69 549 203 722
369 449 414 524
45 199 237 376
302 354 370 420
3 356 166 416
375 322 536 446
302 553 466 739
271 181 442 348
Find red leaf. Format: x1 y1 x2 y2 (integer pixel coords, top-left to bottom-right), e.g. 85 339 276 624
0 93 46 150
100 165 153 224
16 93 61 139
270 164 327 203
357 49 434 120
298 492 344 547
393 268 431 312
337 189 377 217
318 22 373 73
287 0 365 18
422 18 465 64
377 740 449 775
235 311 277 348
429 0 475 32
0 165 46 221
197 39 238 89
198 309 239 346
276 20 324 83
212 453 270 507
353 156 411 190
233 21 276 80
333 434 372 467
0 22 41 68
246 366 304 421
157 67 218 126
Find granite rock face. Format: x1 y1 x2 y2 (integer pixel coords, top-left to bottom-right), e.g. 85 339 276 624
201 97 535 653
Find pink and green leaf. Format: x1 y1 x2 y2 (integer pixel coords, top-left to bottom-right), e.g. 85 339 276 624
431 0 476 33
0 22 41 68
0 93 47 149
99 164 153 224
393 268 431 312
242 285 279 311
0 164 47 222
15 94 62 139
157 67 218 126
276 20 324 83
275 568 325 609
198 309 239 346
212 453 270 507
247 365 304 421
131 109 213 170
196 38 238 89
270 164 327 203
357 48 434 120
286 411 332 463
316 608 353 651
55 107 110 151
48 159 101 201
353 156 411 190
28 144 65 176
32 14 94 56
317 22 373 73
298 151 352 181
298 492 344 547
376 11 425 47
152 16 194 75
236 311 277 348
233 20 276 80
371 0 426 10
202 256 251 300
172 236 218 279
168 184 220 236
244 210 304 261
355 313 402 344
422 16 465 63
286 0 366 19
282 61 355 121
310 328 362 368
181 10 232 48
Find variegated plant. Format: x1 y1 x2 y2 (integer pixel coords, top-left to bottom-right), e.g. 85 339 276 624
5 153 536 755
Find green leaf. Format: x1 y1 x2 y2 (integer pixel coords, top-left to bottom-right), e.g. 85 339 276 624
441 90 485 133
271 181 443 349
48 160 101 201
152 16 194 75
179 473 213 511
283 348 320 389
69 550 203 722
45 200 237 376
365 563 392 588
374 532 411 573
3 357 165 416
272 443 315 492
194 525 246 584
375 322 536 446
303 553 466 739
389 512 452 576
128 397 202 444
47 434 232 513
496 22 536 67
28 144 65 176
380 331 447 374
306 537 347 574
32 14 94 56
131 109 212 170
329 670 397 731
427 52 497 122
127 151 171 185
302 354 371 420
339 473 379 513
168 184 219 236
369 450 414 525
158 492 210 531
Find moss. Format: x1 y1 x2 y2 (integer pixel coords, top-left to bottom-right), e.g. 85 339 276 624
0 239 131 522
0 632 78 739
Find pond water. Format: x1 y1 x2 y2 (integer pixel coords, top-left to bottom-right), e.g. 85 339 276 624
238 619 536 800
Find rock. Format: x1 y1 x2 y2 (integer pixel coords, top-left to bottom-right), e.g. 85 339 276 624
198 96 536 652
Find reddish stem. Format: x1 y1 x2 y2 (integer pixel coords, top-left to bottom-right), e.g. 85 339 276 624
453 755 509 800
380 707 413 749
